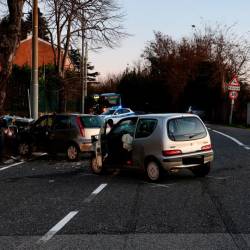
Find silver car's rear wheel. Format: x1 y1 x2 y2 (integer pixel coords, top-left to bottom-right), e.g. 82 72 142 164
146 161 161 182
67 144 79 161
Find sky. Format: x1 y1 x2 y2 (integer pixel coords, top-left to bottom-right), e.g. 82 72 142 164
90 0 250 79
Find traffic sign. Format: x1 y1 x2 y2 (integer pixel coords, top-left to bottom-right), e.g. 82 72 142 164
227 76 240 91
227 75 240 91
229 91 238 100
228 85 240 91
228 76 240 86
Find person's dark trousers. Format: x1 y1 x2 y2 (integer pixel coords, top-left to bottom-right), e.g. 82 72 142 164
0 129 4 162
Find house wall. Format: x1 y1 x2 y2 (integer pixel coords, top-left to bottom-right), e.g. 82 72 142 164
13 37 72 69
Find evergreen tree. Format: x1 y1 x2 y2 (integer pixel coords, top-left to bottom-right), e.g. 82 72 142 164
21 8 50 41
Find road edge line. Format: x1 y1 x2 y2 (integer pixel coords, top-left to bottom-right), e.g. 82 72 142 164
211 129 245 147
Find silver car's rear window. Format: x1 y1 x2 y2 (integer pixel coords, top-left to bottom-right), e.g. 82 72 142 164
167 117 207 141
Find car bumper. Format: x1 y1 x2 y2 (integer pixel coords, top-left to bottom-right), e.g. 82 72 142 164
79 139 94 152
161 150 214 171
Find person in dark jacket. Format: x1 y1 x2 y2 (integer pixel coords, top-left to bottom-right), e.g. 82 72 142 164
0 119 5 163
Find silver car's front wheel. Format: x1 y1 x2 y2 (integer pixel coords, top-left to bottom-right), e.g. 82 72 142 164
91 156 103 174
146 161 161 182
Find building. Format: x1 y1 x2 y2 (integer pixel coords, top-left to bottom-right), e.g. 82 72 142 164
13 35 72 69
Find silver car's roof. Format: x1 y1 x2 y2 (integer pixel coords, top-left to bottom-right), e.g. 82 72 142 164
128 113 199 120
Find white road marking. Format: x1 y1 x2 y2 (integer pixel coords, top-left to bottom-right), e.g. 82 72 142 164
37 184 108 243
211 129 245 147
0 161 25 171
92 183 108 194
37 211 78 244
32 152 48 157
84 183 108 203
0 152 48 172
244 146 250 150
141 181 175 188
207 176 232 180
151 184 171 188
81 173 96 176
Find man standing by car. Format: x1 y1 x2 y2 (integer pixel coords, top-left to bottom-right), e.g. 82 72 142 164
0 119 5 163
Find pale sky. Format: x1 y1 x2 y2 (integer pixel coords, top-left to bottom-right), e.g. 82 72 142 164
90 0 250 79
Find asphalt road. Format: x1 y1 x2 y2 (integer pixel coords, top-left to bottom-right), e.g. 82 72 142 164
0 124 250 250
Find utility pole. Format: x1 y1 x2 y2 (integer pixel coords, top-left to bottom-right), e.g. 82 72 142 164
84 42 88 98
81 10 85 113
31 0 39 120
229 99 234 125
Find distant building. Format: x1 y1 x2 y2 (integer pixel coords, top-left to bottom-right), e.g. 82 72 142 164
5 36 80 114
13 35 72 69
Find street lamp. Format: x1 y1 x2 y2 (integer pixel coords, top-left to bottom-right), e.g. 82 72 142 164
79 10 88 113
31 0 39 120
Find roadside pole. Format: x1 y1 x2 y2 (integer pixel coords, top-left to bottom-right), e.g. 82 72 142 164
27 89 31 118
81 10 86 114
31 0 39 120
84 42 88 98
227 76 240 125
81 37 85 113
229 99 234 125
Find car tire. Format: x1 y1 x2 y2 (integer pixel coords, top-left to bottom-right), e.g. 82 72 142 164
66 144 79 161
191 162 211 177
145 160 162 182
18 142 31 157
91 155 104 174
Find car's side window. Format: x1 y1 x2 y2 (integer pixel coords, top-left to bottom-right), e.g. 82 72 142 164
135 119 157 138
34 116 47 129
122 109 130 114
54 116 70 130
47 116 54 129
115 109 123 115
111 118 137 136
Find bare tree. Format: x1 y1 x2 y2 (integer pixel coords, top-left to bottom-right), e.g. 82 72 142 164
44 0 126 78
0 0 25 112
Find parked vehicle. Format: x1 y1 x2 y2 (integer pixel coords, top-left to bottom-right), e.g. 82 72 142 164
17 114 102 160
0 116 34 155
0 115 34 137
187 106 206 120
99 107 134 125
91 113 214 181
89 93 122 114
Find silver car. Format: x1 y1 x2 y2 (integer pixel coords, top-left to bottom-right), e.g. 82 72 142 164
91 113 214 181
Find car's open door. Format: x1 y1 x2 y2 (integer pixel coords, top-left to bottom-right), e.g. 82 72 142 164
105 117 138 164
